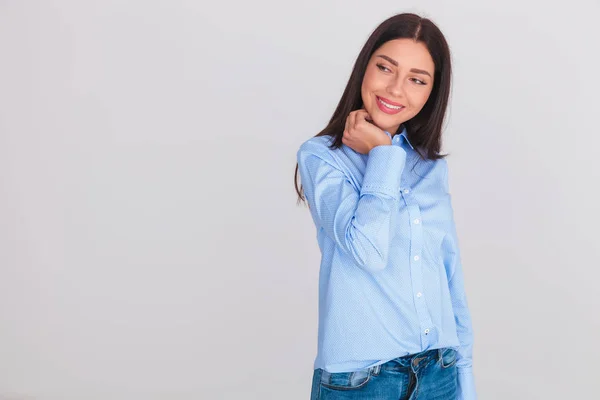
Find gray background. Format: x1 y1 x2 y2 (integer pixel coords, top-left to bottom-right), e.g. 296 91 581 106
1 0 599 399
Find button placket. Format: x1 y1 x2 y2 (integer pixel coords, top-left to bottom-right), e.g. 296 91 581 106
401 189 434 347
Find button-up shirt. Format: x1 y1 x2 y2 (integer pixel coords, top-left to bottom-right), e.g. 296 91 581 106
296 125 477 400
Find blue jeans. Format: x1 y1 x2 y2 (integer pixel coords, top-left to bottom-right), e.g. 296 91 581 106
310 348 458 399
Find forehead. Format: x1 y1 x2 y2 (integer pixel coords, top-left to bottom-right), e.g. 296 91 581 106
372 39 435 72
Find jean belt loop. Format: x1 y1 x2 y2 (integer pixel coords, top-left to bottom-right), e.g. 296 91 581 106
375 364 381 375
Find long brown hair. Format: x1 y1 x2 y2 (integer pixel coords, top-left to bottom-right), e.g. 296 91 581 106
294 13 453 204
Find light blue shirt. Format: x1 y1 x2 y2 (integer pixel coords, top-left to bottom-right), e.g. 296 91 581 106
296 126 477 400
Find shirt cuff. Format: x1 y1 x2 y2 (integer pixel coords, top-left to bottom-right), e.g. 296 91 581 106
361 145 406 198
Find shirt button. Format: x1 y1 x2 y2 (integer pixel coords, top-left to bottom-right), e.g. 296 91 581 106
413 218 420 224
424 329 430 334
403 189 410 194
414 255 420 261
417 292 422 297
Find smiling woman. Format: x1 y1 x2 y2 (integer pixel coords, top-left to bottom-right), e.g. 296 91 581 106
292 12 452 169
294 12 477 400
362 40 435 133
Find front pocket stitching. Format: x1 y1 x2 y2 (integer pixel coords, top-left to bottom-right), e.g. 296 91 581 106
440 348 458 368
320 370 372 391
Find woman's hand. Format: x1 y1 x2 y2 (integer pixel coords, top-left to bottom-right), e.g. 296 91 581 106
342 109 392 154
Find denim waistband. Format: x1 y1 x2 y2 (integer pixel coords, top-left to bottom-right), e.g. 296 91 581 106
370 348 442 375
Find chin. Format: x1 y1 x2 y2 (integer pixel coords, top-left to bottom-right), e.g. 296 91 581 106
370 115 401 133
369 118 387 132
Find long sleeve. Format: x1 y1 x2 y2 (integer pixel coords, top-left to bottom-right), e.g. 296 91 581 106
296 143 407 273
441 159 477 400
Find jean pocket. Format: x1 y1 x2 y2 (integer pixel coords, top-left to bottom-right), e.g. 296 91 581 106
319 367 372 391
438 347 458 368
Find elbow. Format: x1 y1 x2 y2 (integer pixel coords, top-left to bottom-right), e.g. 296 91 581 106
354 250 389 273
338 226 391 273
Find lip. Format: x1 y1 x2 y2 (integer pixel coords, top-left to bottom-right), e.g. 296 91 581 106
377 96 404 107
376 96 405 114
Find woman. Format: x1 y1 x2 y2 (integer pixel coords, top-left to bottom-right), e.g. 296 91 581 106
294 13 477 400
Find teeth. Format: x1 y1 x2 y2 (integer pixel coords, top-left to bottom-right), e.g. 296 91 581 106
379 97 403 110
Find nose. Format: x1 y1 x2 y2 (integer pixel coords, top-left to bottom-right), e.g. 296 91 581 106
386 76 405 98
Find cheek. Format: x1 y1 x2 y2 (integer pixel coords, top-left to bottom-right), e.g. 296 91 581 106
361 73 378 105
364 67 389 90
408 89 432 110
361 71 375 92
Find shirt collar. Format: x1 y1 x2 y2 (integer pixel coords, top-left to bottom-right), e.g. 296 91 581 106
384 125 414 150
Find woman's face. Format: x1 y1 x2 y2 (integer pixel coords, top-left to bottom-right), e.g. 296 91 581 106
361 39 435 135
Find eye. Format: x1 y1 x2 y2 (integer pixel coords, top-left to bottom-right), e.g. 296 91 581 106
410 78 427 85
376 63 391 73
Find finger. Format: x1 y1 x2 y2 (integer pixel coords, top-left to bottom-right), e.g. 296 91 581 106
354 111 371 130
355 109 371 123
344 114 350 135
348 110 358 132
353 110 367 128
345 112 353 135
342 132 350 146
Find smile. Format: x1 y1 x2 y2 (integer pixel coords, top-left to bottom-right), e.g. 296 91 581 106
376 96 405 114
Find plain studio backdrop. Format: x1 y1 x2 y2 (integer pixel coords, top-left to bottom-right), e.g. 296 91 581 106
1 0 598 399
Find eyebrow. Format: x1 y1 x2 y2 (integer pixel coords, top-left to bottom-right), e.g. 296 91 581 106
375 54 432 78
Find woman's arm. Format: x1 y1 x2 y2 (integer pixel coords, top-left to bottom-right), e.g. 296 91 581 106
297 142 407 273
441 159 477 400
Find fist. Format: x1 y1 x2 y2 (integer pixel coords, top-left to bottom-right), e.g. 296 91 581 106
342 109 391 154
